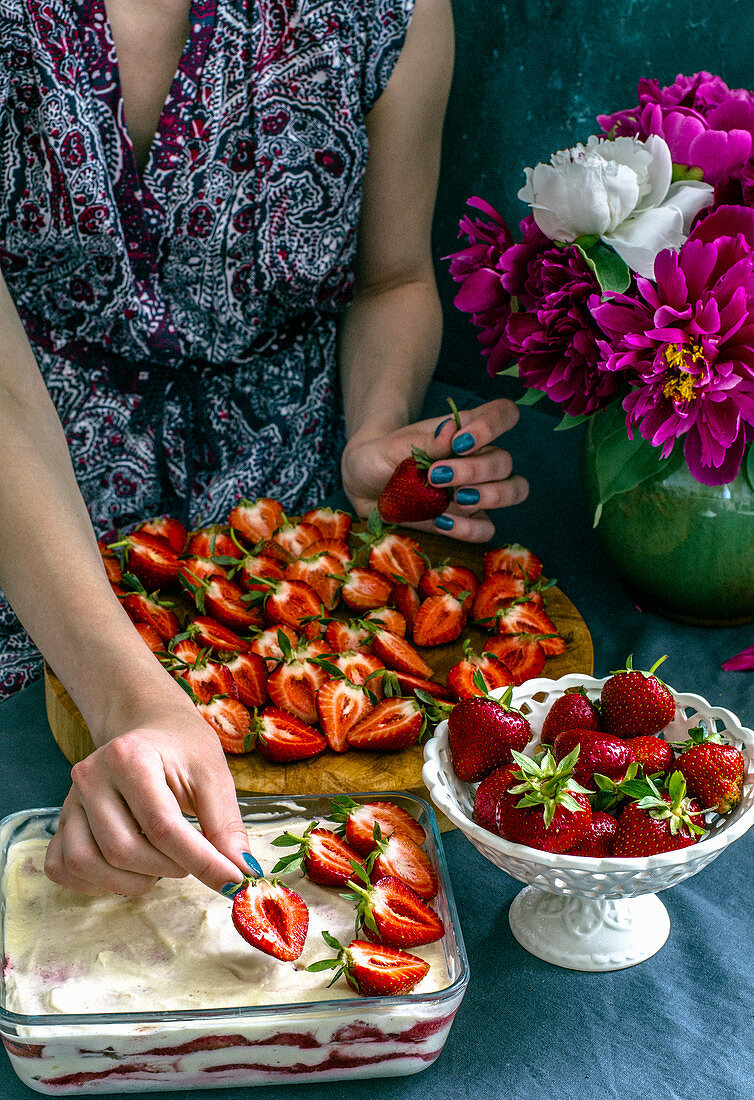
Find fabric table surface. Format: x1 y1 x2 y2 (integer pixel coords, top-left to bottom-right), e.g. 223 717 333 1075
0 388 751 1099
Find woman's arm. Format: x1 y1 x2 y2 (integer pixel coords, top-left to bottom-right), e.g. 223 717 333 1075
340 0 528 541
0 273 251 895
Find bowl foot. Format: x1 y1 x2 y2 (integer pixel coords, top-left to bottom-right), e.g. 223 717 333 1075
509 887 670 971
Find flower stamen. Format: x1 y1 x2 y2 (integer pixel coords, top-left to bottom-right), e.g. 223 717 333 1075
662 340 705 403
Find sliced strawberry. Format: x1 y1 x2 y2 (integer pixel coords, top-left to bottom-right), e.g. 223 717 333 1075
285 552 345 611
271 823 364 886
328 796 427 854
340 567 393 612
205 576 263 631
259 579 325 639
169 637 202 665
179 556 228 595
348 872 444 948
136 516 188 554
370 630 434 679
447 640 514 699
484 544 543 581
249 625 300 668
185 616 250 654
267 646 328 725
316 677 374 752
347 696 425 751
197 694 254 754
472 572 528 622
121 579 180 642
483 633 547 685
308 934 428 996
228 497 285 544
300 507 352 541
363 607 406 637
419 562 478 611
133 621 164 653
413 591 467 647
386 669 453 701
306 538 352 567
270 520 322 561
490 598 565 655
224 651 268 708
324 619 372 653
390 581 422 635
98 539 122 584
369 830 438 900
255 706 327 762
175 655 239 704
186 527 243 561
368 532 425 587
231 879 308 961
320 650 386 698
237 552 285 593
110 531 180 590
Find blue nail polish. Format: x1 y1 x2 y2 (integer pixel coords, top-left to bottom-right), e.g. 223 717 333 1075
452 432 475 454
456 487 480 506
243 852 263 878
434 515 454 531
221 881 242 896
429 465 454 485
433 417 452 438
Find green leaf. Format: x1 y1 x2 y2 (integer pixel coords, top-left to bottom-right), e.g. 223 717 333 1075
575 239 631 294
516 387 546 407
554 411 592 432
306 959 342 973
495 363 521 378
591 418 684 529
745 445 754 494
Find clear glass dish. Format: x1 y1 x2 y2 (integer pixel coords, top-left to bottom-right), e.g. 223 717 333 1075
0 793 469 1095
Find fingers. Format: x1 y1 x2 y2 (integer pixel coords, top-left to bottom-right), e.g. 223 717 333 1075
189 766 260 879
409 508 498 543
425 444 529 517
425 397 520 459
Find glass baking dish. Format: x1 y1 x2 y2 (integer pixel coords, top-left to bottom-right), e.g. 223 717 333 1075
0 792 469 1095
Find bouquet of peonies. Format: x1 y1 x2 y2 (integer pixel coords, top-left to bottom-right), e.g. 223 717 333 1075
449 71 754 524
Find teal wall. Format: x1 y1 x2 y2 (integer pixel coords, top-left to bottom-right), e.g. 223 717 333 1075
434 0 754 395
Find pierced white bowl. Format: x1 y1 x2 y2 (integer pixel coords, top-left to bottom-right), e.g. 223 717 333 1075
422 674 754 972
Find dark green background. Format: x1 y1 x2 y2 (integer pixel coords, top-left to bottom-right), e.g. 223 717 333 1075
434 0 754 395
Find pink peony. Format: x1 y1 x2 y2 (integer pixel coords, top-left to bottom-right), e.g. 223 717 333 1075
590 206 754 484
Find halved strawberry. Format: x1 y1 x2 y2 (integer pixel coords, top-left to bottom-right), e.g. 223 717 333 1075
347 697 425 751
307 933 428 996
197 693 254 754
231 878 308 961
419 562 478 611
483 633 548 685
121 575 181 641
368 532 425 587
306 538 352 567
136 516 188 554
347 871 445 947
327 796 427 854
110 531 180 590
285 552 345 611
412 591 468 647
447 640 514 700
271 823 364 886
258 578 325 639
390 581 422 635
174 654 239 704
267 640 328 724
224 651 268 708
316 675 375 752
98 539 122 584
133 621 164 653
236 551 286 593
169 637 202 665
340 567 393 612
185 616 250 653
186 527 243 561
363 607 406 637
180 557 263 630
248 625 300 668
484 544 543 580
384 669 453 701
270 520 322 561
490 598 565 655
254 706 327 762
300 507 352 541
318 650 386 697
228 497 285 544
370 629 434 679
369 829 438 900
471 572 527 622
324 619 372 653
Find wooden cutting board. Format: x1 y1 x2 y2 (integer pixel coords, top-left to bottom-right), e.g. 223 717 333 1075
44 526 593 809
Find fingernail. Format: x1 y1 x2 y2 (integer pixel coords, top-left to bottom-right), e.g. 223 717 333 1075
452 432 475 454
429 465 454 485
243 852 263 877
456 487 480 506
434 417 452 438
221 881 242 896
434 514 454 531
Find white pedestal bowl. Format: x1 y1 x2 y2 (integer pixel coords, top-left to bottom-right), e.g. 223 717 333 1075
422 674 754 972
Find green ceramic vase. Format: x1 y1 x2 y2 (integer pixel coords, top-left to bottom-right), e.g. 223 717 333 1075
582 418 754 627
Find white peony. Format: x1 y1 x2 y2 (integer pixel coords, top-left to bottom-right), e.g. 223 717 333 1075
518 134 714 277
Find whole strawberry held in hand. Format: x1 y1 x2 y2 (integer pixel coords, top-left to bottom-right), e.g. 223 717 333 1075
377 398 463 524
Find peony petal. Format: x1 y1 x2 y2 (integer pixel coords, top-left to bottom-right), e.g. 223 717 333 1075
721 644 754 672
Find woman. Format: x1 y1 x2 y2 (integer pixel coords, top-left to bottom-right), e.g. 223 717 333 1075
0 0 527 896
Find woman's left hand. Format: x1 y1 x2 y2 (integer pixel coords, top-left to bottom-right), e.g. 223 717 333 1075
341 397 529 542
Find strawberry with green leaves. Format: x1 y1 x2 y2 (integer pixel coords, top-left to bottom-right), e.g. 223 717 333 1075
327 796 426 855
473 763 519 834
300 506 352 541
340 566 394 612
540 688 603 745
267 631 327 724
229 877 309 961
270 822 364 887
447 685 531 783
254 706 327 762
315 665 376 752
412 590 469 647
109 530 181 590
495 747 593 853
358 512 426 587
347 696 426 752
366 824 438 900
228 497 285 544
419 560 478 610
120 573 181 641
483 544 543 581
627 735 673 777
482 633 548 685
600 655 676 739
447 641 514 700
345 866 445 947
137 515 188 554
674 725 744 814
307 932 429 996
612 771 706 856
378 447 453 523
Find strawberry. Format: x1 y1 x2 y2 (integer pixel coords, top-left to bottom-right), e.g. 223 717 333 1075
600 655 676 739
270 823 364 887
228 497 285 544
419 561 479 610
482 634 547 685
368 827 438 900
412 591 468 647
340 566 393 612
186 527 243 561
447 687 531 783
306 538 352 567
179 554 228 589
223 650 268 709
196 693 255 754
270 519 322 561
612 771 706 856
327 796 427 855
553 729 634 787
254 706 327 762
346 869 445 947
495 747 593 854
133 621 164 653
284 552 345 611
347 696 425 751
365 524 425 588
567 810 618 857
185 616 250 654
472 572 528 621
473 763 520 834
136 515 188 554
378 447 451 523
363 607 406 637
257 578 324 639
483 544 543 581
192 570 264 632
674 726 745 813
267 634 328 724
382 669 453 701
318 649 386 694
120 574 181 641
315 674 375 752
324 619 372 653
627 735 673 777
300 507 352 541
540 688 603 745
169 637 202 665
236 551 285 593
109 530 180 590
307 933 429 996
489 598 565 656
248 624 300 668
390 581 422 635
447 640 514 700
370 629 434 679
173 652 239 704
98 539 122 584
231 878 309 961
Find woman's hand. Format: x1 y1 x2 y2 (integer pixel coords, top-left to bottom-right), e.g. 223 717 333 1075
44 700 255 897
341 397 529 542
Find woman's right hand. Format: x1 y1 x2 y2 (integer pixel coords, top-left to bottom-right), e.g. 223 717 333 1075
44 700 254 897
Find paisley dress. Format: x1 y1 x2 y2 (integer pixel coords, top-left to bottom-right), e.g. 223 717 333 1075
0 0 415 695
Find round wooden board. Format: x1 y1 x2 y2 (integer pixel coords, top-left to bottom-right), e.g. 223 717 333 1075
44 525 593 822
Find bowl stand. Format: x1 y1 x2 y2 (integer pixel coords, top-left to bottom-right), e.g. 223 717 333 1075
508 887 670 971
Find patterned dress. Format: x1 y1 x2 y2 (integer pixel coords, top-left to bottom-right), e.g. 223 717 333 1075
0 0 415 695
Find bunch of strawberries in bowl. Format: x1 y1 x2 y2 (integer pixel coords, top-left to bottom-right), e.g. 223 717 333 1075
99 497 569 764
